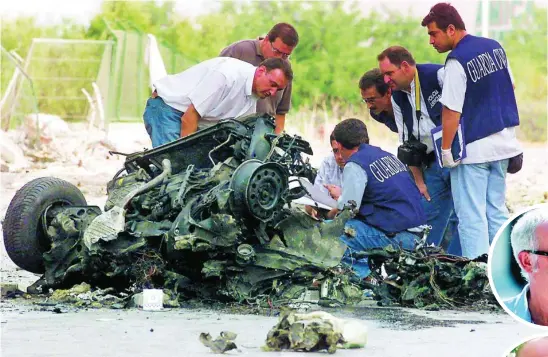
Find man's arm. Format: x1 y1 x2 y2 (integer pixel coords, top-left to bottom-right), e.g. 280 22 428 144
409 166 430 201
275 114 285 134
313 157 331 194
392 97 405 144
441 106 461 150
327 162 367 219
439 58 466 152
180 104 201 137
274 80 292 133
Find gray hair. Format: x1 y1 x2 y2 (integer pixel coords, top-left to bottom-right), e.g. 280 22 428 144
510 207 548 277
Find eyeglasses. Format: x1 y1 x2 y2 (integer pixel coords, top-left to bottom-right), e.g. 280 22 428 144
270 42 291 59
362 96 381 104
523 250 548 257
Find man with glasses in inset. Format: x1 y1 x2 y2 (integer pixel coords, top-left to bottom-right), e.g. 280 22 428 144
220 23 298 134
359 68 397 133
506 207 548 326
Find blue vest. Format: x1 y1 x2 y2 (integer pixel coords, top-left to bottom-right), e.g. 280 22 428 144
370 110 398 133
446 35 519 143
392 64 443 140
348 144 426 233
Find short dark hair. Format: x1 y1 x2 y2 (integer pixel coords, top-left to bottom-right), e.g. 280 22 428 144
260 58 293 81
267 23 299 47
333 118 369 149
421 3 466 31
359 68 389 96
377 46 416 67
329 131 335 143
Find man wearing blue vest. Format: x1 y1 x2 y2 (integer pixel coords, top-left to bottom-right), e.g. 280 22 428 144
359 68 398 133
421 3 522 258
377 46 461 255
326 118 426 278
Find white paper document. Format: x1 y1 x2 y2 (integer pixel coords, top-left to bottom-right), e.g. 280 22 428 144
290 177 338 210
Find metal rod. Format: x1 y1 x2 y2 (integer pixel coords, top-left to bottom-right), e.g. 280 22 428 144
32 38 115 45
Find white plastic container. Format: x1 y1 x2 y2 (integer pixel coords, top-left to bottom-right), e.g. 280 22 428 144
142 289 164 310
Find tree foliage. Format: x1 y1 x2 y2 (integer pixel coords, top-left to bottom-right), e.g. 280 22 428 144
1 1 546 140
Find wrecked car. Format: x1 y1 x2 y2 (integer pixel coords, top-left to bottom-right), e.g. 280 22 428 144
3 114 357 303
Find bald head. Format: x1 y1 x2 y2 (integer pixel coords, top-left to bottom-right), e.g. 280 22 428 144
517 337 548 357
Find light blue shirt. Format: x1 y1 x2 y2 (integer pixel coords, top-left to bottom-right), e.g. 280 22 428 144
314 154 343 194
337 162 368 210
504 283 532 323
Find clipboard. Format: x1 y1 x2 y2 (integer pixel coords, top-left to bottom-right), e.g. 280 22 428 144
431 123 467 168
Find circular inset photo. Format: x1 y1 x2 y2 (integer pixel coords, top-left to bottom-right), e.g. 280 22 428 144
488 204 548 328
504 335 548 357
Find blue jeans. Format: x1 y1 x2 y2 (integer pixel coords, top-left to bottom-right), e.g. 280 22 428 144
450 159 509 258
340 219 418 279
422 163 462 256
143 97 184 148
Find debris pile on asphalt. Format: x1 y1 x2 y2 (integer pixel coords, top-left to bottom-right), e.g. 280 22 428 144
264 310 367 353
364 245 498 309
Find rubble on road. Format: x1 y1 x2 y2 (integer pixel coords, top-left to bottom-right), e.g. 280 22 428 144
363 245 498 309
264 310 367 353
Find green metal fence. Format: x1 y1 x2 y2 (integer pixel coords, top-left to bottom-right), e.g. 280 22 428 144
102 19 198 122
1 18 198 129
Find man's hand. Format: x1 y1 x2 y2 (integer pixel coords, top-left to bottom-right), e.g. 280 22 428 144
416 182 431 201
327 208 339 220
304 205 319 219
441 148 460 168
324 184 342 200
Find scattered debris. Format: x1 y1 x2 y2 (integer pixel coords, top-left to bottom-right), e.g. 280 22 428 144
364 245 498 309
264 310 367 353
199 331 238 354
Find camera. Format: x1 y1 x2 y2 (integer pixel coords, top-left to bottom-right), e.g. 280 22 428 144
397 140 428 167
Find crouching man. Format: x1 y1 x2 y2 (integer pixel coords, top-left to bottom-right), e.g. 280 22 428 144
327 118 426 278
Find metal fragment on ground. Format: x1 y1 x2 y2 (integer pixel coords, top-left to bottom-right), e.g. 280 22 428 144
199 331 238 354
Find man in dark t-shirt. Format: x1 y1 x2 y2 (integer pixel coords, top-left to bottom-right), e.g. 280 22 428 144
220 23 299 134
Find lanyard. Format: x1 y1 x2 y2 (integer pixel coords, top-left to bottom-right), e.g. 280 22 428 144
414 69 422 142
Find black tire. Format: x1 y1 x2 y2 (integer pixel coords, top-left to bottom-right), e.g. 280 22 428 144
2 177 87 274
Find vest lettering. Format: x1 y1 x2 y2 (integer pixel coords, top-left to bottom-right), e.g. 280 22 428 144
467 61 479 83
370 163 385 182
447 35 519 144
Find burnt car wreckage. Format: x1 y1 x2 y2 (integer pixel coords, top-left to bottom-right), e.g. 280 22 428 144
2 114 495 308
3 115 359 304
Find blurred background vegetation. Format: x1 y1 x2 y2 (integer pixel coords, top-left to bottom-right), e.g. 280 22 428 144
1 1 546 141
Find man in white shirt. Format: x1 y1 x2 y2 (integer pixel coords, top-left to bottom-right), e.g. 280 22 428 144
143 57 293 147
305 131 345 218
421 3 522 258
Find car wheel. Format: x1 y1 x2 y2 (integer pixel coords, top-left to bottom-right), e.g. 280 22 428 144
2 177 87 274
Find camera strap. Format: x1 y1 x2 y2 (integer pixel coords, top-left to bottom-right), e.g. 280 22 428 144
401 69 423 144
414 69 422 142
